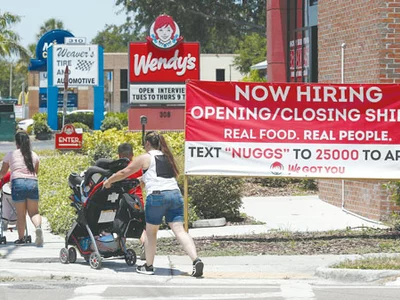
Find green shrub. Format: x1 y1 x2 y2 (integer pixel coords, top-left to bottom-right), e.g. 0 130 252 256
161 131 185 156
187 176 244 221
32 112 47 123
87 141 116 163
106 112 128 126
100 116 123 131
39 152 90 235
82 129 144 159
32 113 52 134
26 124 34 135
250 177 298 188
249 177 318 191
65 112 94 129
72 122 91 132
300 179 318 191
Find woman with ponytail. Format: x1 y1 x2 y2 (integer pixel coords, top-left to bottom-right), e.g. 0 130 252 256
0 131 43 246
103 131 204 277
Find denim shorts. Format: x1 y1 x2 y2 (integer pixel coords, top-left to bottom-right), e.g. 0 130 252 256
11 178 39 203
145 189 184 225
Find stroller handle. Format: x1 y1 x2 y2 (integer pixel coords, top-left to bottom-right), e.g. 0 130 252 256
110 178 140 189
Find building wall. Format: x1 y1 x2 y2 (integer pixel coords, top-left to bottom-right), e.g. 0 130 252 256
200 54 243 81
318 179 400 222
317 0 400 221
318 0 383 83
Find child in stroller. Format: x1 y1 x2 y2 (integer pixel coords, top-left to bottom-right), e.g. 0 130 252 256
60 157 145 269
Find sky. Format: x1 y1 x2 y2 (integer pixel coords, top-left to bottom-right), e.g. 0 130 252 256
1 0 127 48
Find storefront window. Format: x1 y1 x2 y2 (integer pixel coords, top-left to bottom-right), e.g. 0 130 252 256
287 0 318 82
120 69 129 112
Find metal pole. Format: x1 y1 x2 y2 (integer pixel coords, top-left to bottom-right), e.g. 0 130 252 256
62 65 69 128
341 42 346 215
9 63 12 98
341 43 346 84
184 175 189 232
140 115 147 147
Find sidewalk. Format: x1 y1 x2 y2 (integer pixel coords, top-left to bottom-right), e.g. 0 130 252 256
1 195 399 284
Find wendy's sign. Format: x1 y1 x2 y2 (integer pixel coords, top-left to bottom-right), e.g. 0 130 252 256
146 14 184 49
129 15 200 84
129 42 199 83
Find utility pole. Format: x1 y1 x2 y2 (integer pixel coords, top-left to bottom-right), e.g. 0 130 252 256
62 65 69 128
9 62 13 98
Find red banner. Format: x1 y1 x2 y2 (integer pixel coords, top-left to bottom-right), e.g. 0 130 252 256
184 81 400 179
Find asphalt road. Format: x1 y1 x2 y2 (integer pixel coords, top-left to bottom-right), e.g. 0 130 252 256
2 280 400 300
0 139 55 154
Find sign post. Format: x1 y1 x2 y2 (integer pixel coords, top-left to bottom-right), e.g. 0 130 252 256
62 65 69 128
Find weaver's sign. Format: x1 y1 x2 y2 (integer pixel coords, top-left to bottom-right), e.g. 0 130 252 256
55 124 82 149
184 81 400 179
52 45 99 87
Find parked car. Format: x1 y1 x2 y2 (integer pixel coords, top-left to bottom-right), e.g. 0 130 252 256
67 109 94 115
67 110 107 115
17 118 34 131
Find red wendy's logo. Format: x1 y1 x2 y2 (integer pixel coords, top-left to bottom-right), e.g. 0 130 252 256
63 124 75 135
147 15 183 49
270 162 284 175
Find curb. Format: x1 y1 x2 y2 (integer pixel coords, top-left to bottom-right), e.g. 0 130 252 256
192 218 226 228
315 267 400 283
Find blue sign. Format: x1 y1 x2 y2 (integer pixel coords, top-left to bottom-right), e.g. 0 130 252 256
47 45 104 130
29 30 74 71
39 92 78 108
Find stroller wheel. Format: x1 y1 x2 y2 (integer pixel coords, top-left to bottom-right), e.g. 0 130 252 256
59 248 69 264
89 252 102 269
25 235 32 243
0 236 6 244
125 248 137 266
68 247 77 263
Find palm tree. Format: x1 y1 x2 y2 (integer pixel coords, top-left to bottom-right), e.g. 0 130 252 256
0 11 29 59
36 18 65 39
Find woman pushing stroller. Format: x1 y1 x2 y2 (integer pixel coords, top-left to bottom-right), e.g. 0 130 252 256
0 131 43 246
103 131 204 277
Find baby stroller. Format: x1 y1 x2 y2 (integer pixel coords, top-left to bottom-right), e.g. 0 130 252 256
60 158 145 269
0 172 31 244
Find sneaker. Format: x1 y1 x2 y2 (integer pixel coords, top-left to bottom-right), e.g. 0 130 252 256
191 258 204 277
35 227 44 247
136 263 154 275
140 244 146 260
14 238 26 245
